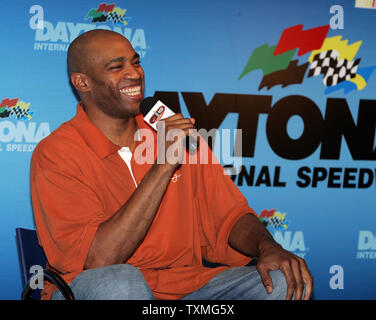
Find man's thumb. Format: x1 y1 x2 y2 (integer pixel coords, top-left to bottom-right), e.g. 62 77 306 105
258 268 273 294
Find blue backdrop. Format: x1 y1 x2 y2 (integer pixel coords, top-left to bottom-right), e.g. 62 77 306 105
1 0 375 299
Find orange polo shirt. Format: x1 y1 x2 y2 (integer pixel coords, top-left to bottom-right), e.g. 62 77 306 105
30 103 255 300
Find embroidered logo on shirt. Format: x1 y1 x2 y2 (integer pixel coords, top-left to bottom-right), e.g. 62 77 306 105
171 173 182 183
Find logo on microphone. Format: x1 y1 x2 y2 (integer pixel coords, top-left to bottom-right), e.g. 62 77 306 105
149 106 165 124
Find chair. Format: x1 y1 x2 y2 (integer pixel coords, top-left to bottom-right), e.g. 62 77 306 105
15 228 75 300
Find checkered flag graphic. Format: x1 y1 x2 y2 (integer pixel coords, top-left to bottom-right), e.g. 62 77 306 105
323 57 360 86
269 217 285 229
107 12 125 24
308 50 361 86
10 106 29 119
308 50 338 77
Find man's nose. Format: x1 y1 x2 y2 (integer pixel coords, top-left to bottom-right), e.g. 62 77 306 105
123 64 143 80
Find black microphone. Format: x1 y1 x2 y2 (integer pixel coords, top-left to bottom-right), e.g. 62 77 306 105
140 97 198 153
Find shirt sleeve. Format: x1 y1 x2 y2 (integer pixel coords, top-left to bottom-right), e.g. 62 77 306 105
30 139 104 274
194 145 257 266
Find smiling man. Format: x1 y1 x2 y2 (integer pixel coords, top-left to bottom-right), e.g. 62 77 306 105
30 29 313 301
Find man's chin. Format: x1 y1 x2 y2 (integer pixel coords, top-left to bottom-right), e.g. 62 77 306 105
122 100 142 117
114 108 140 119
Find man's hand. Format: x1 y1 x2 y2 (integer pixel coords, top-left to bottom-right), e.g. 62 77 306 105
156 113 196 168
229 213 313 300
256 241 313 300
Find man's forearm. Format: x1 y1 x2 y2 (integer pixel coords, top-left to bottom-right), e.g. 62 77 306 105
228 213 282 257
84 163 175 269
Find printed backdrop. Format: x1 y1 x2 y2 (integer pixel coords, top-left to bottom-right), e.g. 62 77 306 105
1 0 375 299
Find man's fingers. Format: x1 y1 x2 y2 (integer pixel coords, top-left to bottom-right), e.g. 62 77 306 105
163 113 184 121
159 114 196 137
280 262 296 300
166 127 197 142
291 259 304 300
299 259 314 300
164 114 195 126
165 118 195 127
257 266 273 294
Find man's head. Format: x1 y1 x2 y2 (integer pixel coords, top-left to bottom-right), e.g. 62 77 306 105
68 29 144 118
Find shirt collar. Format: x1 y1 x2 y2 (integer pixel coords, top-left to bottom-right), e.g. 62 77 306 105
70 102 152 159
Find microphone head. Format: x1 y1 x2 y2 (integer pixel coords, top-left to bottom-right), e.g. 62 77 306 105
140 96 159 116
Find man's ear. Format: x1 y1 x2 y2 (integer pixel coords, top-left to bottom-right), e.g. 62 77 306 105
70 72 91 93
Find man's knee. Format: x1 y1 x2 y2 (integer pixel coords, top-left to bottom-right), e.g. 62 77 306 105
271 269 309 300
99 264 154 299
69 264 155 300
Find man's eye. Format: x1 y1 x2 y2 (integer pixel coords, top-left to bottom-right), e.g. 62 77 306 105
110 65 122 70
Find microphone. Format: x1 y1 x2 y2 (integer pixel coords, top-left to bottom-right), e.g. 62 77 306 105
140 97 198 153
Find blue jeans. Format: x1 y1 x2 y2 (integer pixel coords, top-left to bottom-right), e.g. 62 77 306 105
51 264 287 300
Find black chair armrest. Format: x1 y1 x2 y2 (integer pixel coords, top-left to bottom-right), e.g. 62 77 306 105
22 268 75 300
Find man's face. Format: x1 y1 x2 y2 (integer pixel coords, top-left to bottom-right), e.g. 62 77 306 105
86 34 145 118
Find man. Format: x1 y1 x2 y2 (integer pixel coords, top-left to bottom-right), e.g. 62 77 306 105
30 29 313 300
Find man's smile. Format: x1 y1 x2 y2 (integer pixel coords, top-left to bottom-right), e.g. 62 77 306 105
119 85 142 97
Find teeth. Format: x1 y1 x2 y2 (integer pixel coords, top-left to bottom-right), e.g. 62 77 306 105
120 86 141 96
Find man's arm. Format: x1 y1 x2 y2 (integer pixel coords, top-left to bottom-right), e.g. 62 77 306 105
84 162 175 269
228 213 313 300
84 114 195 269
